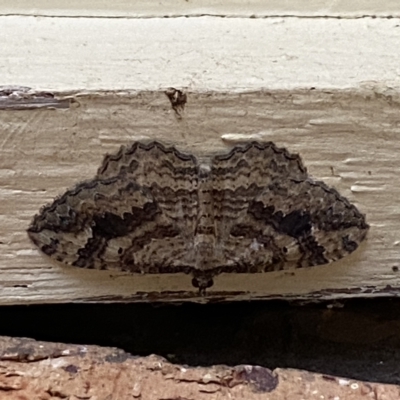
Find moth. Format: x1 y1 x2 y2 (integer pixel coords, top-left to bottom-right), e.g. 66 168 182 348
28 141 368 293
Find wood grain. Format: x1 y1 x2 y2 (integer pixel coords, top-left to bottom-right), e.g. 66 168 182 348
0 90 398 303
0 16 399 91
2 0 400 17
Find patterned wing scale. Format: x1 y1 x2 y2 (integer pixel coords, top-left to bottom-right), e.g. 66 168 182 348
28 142 199 273
97 142 199 235
29 176 156 270
211 142 368 273
99 142 201 272
246 179 369 270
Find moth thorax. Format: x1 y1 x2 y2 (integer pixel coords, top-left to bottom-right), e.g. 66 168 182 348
198 162 211 178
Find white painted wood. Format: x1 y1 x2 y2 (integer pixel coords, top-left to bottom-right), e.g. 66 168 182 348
0 17 399 91
0 90 399 304
2 0 400 18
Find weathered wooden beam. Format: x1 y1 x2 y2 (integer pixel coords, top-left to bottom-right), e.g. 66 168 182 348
0 89 398 303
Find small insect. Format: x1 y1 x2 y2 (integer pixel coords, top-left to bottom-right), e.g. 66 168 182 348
165 88 187 118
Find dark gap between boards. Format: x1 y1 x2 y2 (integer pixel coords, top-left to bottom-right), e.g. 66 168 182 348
1 298 399 384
